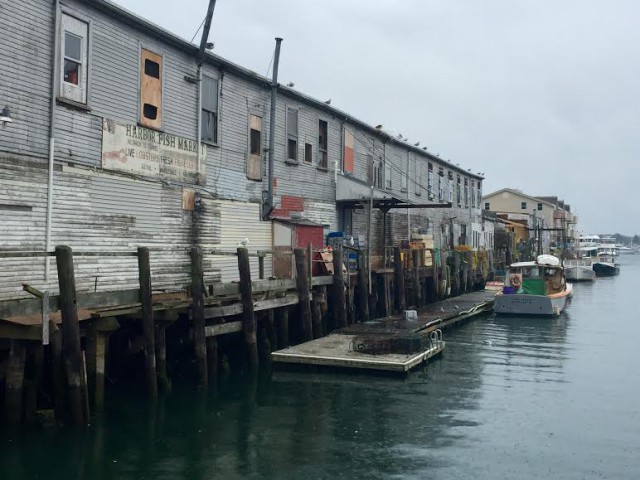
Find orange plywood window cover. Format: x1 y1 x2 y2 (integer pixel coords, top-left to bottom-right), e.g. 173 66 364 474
140 48 163 129
343 128 355 173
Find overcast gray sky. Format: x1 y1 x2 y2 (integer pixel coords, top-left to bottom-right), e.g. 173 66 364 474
115 0 639 235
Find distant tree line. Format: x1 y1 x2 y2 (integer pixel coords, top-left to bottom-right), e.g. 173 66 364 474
613 233 640 245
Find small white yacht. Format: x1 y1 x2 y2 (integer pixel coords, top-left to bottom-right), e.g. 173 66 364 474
563 258 595 282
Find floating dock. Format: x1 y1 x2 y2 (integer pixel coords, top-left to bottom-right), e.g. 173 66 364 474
271 289 496 374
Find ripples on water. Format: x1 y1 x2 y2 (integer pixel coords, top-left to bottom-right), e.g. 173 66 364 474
2 258 639 479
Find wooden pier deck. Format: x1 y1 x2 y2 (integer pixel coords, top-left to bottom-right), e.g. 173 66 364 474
271 289 496 374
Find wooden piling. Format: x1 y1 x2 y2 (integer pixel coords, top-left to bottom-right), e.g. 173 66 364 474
138 247 158 397
55 245 86 425
206 336 218 381
3 340 26 426
237 247 259 368
49 320 66 423
191 246 208 386
332 245 347 329
356 250 370 322
294 248 314 341
154 323 170 392
276 307 290 349
311 287 324 338
266 309 277 351
23 343 43 425
412 249 422 308
393 247 406 312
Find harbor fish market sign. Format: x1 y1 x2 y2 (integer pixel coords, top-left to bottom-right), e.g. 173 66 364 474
101 119 206 184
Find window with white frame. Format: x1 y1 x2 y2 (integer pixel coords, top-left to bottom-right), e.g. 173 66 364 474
477 182 482 207
286 107 298 162
456 175 461 206
464 178 469 208
448 173 454 203
60 13 89 105
414 157 421 196
438 168 444 202
201 76 218 143
427 163 434 199
471 180 476 208
384 161 392 189
318 119 328 168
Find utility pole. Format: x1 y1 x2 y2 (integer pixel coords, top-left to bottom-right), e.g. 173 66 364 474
263 37 283 220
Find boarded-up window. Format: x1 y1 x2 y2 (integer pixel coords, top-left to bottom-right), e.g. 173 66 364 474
464 178 469 208
140 48 162 129
202 76 218 144
60 13 89 105
343 128 355 174
286 107 298 162
247 114 262 180
318 120 328 168
456 175 462 206
471 180 476 207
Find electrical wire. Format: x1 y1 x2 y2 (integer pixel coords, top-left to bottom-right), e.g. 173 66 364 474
190 16 207 44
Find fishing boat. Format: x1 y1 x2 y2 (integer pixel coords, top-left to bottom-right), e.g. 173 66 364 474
494 254 573 316
592 253 620 277
563 258 596 282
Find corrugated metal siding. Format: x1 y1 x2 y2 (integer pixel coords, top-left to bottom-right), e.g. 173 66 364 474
303 201 337 231
213 200 272 282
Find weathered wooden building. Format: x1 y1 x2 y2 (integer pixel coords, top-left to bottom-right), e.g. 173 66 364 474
0 0 485 301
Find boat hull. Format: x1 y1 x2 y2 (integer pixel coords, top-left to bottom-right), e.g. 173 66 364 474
592 263 620 277
494 291 569 316
564 266 595 282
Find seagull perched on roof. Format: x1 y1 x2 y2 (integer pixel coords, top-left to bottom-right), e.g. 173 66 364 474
324 99 331 105
238 237 250 248
414 141 420 147
375 124 383 129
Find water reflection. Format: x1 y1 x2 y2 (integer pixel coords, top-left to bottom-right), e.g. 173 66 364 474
2 258 640 478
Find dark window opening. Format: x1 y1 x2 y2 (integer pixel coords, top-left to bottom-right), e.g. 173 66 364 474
145 59 160 78
250 129 261 155
202 110 217 143
304 143 313 163
143 103 158 120
521 202 527 210
288 139 297 162
537 202 543 211
485 202 490 210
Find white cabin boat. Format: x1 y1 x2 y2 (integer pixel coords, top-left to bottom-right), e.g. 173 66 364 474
563 258 595 282
494 255 573 316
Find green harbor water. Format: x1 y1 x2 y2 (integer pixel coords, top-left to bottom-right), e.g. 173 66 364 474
2 257 639 479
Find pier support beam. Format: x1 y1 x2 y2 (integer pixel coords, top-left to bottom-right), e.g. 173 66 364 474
3 340 26 426
294 248 314 341
237 247 259 368
412 250 422 308
138 247 158 397
55 245 86 425
332 245 347 329
276 307 290 349
311 287 324 338
394 247 406 313
356 250 370 323
191 247 208 386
